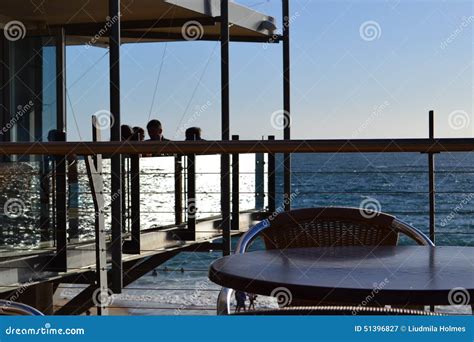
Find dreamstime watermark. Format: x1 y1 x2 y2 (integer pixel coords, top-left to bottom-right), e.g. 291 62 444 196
359 197 381 219
448 110 471 131
174 281 208 315
181 21 204 41
352 101 390 138
187 198 197 219
448 287 470 306
440 16 474 50
0 278 33 313
175 100 212 139
86 13 122 48
352 278 389 315
94 189 121 219
270 110 291 130
359 20 382 42
92 287 115 307
263 12 300 49
3 198 26 219
268 190 300 221
271 287 293 307
440 193 473 227
3 20 26 41
92 110 115 130
5 323 85 336
0 101 34 136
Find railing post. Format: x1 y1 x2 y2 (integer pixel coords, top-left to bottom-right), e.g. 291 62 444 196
90 116 109 315
231 135 240 230
255 153 265 210
174 155 183 225
129 155 140 252
186 154 196 239
428 110 436 244
268 136 276 214
67 155 79 241
54 131 67 272
121 156 128 233
85 154 109 316
39 159 51 242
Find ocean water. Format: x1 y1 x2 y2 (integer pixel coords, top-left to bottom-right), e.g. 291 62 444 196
1 152 473 314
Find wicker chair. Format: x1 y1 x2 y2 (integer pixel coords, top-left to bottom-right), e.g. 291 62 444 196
0 300 44 316
217 207 434 315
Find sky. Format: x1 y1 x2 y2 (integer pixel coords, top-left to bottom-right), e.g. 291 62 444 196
65 0 473 141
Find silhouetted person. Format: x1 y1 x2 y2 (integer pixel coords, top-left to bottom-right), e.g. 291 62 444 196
248 293 257 311
132 126 145 141
185 127 204 141
121 125 133 141
235 291 246 313
146 119 169 141
47 129 65 143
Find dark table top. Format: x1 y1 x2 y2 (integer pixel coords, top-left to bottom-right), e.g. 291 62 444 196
209 246 474 305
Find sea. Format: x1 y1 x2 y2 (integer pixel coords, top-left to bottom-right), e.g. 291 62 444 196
0 152 472 315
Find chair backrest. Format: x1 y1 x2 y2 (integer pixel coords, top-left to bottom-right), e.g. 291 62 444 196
262 207 399 250
0 300 44 316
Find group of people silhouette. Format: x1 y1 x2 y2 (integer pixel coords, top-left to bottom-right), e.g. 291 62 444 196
121 120 204 142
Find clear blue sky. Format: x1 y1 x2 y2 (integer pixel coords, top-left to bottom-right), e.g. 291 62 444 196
65 0 473 141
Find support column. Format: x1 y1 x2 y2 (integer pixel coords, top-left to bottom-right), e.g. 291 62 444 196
428 110 436 243
109 0 123 293
231 135 239 230
54 28 67 271
268 135 276 213
283 0 292 211
220 0 231 255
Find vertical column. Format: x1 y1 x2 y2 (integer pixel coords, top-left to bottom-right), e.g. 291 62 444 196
109 0 123 293
85 119 108 315
187 154 196 239
255 153 265 210
220 0 231 255
267 135 276 213
428 110 436 243
54 131 67 272
174 155 183 225
231 135 240 230
130 155 140 252
283 0 292 211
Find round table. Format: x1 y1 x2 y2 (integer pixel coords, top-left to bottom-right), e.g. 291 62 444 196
209 246 474 305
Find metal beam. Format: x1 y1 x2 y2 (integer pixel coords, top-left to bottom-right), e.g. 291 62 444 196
109 0 123 293
116 31 282 43
62 17 217 33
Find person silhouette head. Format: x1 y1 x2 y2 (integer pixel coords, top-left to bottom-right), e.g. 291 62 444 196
185 127 203 141
147 120 168 141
